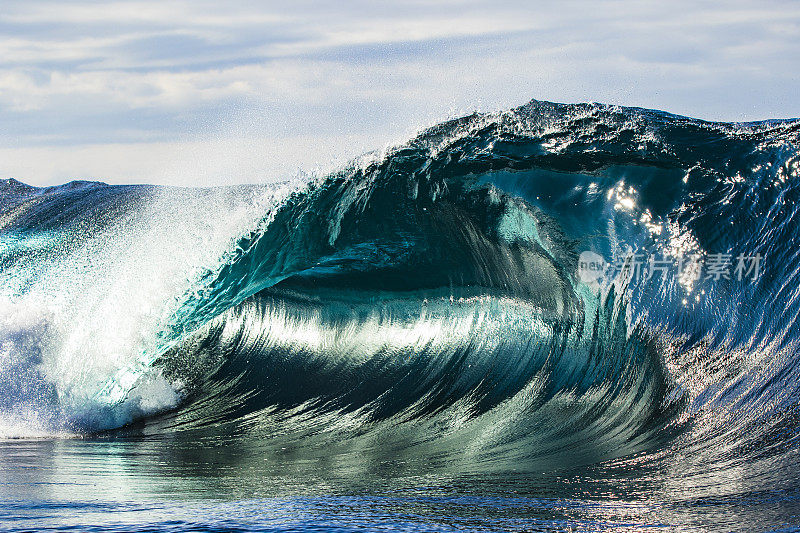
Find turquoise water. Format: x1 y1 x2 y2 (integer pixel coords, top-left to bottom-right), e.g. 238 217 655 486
2 100 800 531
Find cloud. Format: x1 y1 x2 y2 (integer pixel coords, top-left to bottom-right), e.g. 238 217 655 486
0 0 798 185
0 134 393 187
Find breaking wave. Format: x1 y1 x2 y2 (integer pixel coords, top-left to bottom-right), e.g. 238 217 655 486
2 100 800 481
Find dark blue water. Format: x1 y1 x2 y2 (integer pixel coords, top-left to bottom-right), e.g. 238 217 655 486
2 100 800 531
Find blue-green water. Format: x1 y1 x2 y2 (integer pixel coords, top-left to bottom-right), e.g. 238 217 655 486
2 100 800 531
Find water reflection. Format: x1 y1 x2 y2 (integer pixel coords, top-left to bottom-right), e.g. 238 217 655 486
3 434 800 531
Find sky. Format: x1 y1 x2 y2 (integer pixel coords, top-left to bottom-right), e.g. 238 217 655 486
0 0 799 187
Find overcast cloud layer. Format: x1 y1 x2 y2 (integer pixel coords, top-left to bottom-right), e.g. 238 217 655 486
1 0 799 186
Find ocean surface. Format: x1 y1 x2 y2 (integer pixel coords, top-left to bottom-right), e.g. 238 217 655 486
2 100 800 531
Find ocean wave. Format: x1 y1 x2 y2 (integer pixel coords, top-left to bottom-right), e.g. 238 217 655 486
1 100 799 480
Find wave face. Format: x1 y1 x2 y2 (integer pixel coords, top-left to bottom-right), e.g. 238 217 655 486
2 100 800 485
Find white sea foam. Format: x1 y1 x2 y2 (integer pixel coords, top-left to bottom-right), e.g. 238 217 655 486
0 181 299 435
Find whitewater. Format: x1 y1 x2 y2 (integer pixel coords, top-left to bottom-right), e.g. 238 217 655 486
1 99 800 531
